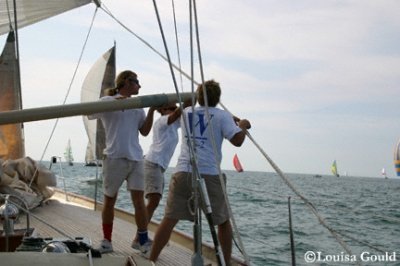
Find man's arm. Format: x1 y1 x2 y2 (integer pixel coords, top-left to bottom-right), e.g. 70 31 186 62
140 107 156 136
230 119 251 147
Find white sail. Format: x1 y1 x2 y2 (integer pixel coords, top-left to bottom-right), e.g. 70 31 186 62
64 139 74 165
0 31 24 159
381 167 387 179
0 0 92 35
81 46 115 165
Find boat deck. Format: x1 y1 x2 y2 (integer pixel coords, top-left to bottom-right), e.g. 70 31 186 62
1 190 244 265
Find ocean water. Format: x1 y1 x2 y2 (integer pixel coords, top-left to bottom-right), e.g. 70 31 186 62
50 162 400 266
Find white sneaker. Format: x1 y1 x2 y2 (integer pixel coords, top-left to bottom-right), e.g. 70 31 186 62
98 239 113 254
140 239 152 255
131 239 152 258
131 238 153 250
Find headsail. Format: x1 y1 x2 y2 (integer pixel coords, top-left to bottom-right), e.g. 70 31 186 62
81 46 115 165
0 0 91 35
394 139 400 177
0 31 24 159
331 160 339 177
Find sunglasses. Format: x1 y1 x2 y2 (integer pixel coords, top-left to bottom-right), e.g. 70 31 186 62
127 77 140 85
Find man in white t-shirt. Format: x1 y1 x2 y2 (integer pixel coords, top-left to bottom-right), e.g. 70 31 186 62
131 103 181 249
88 70 155 256
149 80 251 264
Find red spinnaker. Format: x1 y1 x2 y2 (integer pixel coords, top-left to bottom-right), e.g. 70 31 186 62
233 153 243 172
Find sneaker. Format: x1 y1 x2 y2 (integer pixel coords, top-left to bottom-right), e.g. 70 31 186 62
98 239 113 254
131 239 152 258
131 238 153 251
139 239 152 255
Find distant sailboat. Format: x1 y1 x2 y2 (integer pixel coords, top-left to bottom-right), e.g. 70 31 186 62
80 45 115 166
233 153 244 172
381 168 388 179
331 160 339 177
394 139 400 177
64 139 74 166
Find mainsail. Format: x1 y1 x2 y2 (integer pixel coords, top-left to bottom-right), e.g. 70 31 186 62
0 0 91 35
81 46 115 165
331 160 339 177
0 0 92 160
394 139 400 177
0 31 24 159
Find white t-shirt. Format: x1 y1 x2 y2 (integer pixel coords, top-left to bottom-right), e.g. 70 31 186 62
175 106 242 175
88 94 146 161
145 115 180 170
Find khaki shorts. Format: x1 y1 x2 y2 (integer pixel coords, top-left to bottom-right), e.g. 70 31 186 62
144 160 165 198
102 157 144 197
164 172 229 225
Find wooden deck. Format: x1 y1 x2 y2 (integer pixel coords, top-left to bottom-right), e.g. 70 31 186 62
1 189 245 265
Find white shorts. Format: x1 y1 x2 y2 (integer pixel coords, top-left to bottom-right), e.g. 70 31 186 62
144 160 165 198
102 157 144 197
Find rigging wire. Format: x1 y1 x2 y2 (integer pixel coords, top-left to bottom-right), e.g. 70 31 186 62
99 3 196 85
149 0 251 264
29 7 99 187
187 2 204 265
171 0 185 93
189 0 251 264
150 1 251 265
151 1 228 265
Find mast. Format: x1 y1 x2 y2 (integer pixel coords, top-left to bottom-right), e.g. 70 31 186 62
13 0 25 158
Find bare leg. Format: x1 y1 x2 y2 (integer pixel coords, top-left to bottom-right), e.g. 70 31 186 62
218 220 232 266
101 194 117 241
102 194 117 224
146 193 161 223
130 190 147 231
149 217 178 262
132 193 161 243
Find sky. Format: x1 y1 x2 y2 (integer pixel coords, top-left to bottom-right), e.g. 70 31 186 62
1 0 400 178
